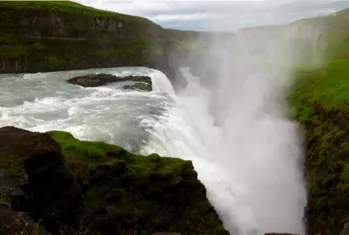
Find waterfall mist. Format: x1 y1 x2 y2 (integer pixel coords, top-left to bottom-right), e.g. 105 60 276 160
176 20 326 234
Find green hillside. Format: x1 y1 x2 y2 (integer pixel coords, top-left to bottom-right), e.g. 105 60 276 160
0 1 141 19
0 0 206 91
289 7 349 235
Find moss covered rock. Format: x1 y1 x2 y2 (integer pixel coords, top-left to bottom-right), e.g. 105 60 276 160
0 127 228 235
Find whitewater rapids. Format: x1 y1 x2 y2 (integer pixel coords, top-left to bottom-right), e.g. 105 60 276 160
0 62 306 234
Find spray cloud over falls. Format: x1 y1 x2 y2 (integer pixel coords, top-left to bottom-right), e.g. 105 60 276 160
177 20 325 234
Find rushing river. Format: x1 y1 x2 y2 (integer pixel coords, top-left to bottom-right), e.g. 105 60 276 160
0 25 322 233
0 65 305 235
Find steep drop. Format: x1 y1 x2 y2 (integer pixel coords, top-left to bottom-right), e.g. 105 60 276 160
174 24 325 234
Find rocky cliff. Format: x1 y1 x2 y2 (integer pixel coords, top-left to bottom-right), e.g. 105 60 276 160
289 59 349 235
0 1 201 90
0 126 228 235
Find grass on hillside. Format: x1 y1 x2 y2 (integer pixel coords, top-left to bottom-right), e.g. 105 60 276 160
287 11 349 233
0 1 144 23
47 130 190 178
45 131 228 235
290 58 349 120
289 55 349 234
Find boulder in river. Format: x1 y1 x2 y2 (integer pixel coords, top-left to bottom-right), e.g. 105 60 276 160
264 233 300 235
123 82 152 91
67 73 152 91
0 126 228 234
151 233 181 235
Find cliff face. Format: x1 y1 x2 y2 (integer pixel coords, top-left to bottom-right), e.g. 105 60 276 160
0 1 197 89
289 59 349 235
287 9 349 234
185 8 349 234
0 126 229 235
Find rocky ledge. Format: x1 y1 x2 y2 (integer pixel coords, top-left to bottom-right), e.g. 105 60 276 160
264 233 299 235
0 126 228 235
67 73 153 91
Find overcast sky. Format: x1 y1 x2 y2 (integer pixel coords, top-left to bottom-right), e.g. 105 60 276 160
74 0 349 32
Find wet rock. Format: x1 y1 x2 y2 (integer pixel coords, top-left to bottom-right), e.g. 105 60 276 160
264 233 300 235
152 233 181 235
67 73 152 91
0 205 50 235
0 126 82 233
0 126 62 203
123 82 152 91
67 73 118 87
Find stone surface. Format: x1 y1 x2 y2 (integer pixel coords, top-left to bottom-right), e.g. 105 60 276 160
0 127 228 235
0 126 81 233
0 204 50 235
265 233 300 235
341 220 349 235
152 233 181 235
67 73 153 91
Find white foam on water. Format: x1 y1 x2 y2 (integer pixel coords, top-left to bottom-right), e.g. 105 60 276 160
0 26 322 234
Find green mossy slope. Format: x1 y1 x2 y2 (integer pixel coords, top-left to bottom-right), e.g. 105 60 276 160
0 1 163 73
0 1 141 20
0 127 228 235
48 130 229 234
289 58 349 234
0 0 201 91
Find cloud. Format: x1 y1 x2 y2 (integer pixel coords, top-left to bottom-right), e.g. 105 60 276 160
75 0 349 31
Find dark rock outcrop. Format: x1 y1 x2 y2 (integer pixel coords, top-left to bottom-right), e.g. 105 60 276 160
0 126 82 233
152 233 181 235
341 220 349 235
123 82 152 91
0 126 228 235
0 204 49 235
67 73 152 91
264 233 300 235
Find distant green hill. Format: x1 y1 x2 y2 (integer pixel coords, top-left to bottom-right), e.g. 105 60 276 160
0 1 209 89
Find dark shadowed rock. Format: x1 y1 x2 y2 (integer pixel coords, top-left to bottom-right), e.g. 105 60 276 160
0 126 62 203
0 204 49 235
341 220 349 235
0 126 82 233
67 73 152 91
67 74 119 87
0 127 228 234
152 233 181 235
265 233 300 235
123 82 152 91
